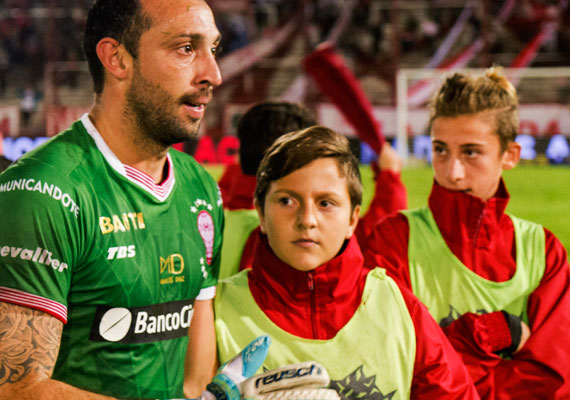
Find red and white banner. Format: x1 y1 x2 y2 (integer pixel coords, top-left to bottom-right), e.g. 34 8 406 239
316 103 570 138
0 105 20 139
217 14 300 83
46 106 90 137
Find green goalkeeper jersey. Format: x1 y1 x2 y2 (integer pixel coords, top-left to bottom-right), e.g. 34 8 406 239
0 115 224 399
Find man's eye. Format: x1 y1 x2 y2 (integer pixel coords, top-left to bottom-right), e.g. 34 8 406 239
179 44 194 54
278 197 292 206
212 45 221 57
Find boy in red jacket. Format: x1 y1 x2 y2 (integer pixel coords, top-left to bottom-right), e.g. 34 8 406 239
364 67 570 399
215 125 479 399
218 101 407 280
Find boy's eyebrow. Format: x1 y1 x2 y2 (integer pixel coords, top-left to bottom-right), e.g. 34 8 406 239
272 188 300 197
431 140 484 148
272 188 343 199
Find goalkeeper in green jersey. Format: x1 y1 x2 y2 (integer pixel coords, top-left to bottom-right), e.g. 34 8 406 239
0 0 225 398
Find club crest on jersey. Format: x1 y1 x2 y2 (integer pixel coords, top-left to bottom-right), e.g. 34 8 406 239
190 198 215 264
197 210 214 264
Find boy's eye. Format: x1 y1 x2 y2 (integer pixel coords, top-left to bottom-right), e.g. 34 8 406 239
320 200 333 208
278 197 292 206
433 145 446 155
464 148 479 157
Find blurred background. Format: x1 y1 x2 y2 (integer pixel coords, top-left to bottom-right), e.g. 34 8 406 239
0 0 569 245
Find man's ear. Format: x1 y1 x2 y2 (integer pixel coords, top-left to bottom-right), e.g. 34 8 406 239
502 141 521 171
345 204 361 239
254 200 266 234
95 38 132 84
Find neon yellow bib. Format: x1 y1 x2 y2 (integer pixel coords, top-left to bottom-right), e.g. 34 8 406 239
219 209 259 280
402 207 545 324
215 268 415 400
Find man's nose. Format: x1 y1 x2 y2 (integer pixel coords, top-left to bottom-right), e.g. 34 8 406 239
194 51 222 88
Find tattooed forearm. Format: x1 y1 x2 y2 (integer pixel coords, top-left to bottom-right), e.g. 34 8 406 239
0 302 63 386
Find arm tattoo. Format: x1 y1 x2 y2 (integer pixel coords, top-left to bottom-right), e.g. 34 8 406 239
0 302 63 386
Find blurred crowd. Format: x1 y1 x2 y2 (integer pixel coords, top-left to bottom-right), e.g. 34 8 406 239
0 0 569 135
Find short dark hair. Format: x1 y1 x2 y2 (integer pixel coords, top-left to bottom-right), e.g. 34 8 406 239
0 155 12 173
255 125 362 213
237 102 317 175
83 0 153 94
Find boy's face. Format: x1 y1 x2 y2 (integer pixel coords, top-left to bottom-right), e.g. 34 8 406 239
431 113 520 202
256 158 360 272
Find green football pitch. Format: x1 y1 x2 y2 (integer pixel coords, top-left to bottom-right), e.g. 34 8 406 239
361 165 570 252
207 164 570 252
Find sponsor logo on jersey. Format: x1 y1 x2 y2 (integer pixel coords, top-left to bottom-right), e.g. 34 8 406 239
160 253 185 284
197 210 214 264
107 245 136 260
0 178 80 218
0 245 68 272
99 212 146 235
90 299 194 344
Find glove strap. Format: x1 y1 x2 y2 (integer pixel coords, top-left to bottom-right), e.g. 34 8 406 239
205 373 242 400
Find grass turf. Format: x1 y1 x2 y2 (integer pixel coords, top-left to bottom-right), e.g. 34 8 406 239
366 165 570 251
208 164 570 252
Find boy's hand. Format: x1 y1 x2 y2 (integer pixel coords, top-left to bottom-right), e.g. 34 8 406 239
184 334 339 399
501 311 530 354
378 144 402 173
204 335 272 400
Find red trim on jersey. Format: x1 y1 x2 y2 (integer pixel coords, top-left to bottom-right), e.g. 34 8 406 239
124 156 174 198
0 286 67 323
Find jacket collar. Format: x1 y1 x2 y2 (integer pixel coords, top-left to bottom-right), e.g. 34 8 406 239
428 178 510 241
249 233 365 305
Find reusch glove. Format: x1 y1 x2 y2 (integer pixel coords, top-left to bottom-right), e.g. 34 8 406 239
203 335 272 400
168 335 340 400
240 361 339 400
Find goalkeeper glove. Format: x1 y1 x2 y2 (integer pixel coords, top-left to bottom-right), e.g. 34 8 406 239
167 335 340 400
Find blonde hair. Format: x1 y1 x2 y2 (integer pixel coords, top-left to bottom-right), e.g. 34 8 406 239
429 66 519 151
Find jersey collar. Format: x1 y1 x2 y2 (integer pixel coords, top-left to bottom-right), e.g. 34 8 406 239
80 113 176 202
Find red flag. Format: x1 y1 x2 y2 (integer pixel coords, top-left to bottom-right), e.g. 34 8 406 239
303 43 385 153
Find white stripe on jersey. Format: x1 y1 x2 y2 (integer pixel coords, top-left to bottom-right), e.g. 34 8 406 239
0 286 68 323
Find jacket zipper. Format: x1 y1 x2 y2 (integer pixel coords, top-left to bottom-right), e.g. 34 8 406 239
472 208 485 268
308 271 318 338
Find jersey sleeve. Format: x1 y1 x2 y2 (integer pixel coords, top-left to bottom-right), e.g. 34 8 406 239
0 162 84 323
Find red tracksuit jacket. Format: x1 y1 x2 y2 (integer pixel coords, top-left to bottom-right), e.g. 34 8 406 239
247 233 480 399
363 180 570 399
